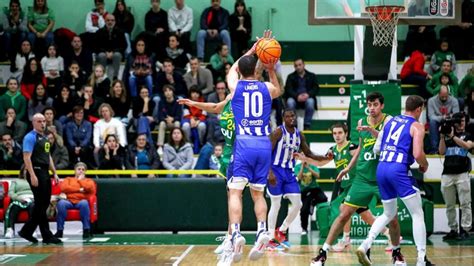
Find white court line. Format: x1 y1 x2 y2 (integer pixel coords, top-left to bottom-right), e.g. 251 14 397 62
171 245 194 266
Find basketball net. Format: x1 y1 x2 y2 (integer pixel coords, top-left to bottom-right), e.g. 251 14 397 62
366 6 405 47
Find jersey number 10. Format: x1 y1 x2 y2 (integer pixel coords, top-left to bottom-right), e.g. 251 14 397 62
243 92 263 118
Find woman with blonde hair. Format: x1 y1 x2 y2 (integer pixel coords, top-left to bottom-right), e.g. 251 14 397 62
106 80 131 126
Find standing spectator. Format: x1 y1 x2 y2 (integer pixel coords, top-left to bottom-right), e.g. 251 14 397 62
27 0 55 51
430 39 457 74
427 60 459 97
125 38 154 98
183 57 214 98
55 162 96 238
403 0 436 56
88 64 111 99
41 44 64 98
82 0 107 52
65 106 93 168
182 87 207 154
209 143 222 171
2 0 28 70
98 134 127 170
47 131 69 170
43 107 63 137
285 58 319 130
53 85 77 125
132 86 155 145
156 85 182 153
78 84 104 123
427 86 460 154
11 39 35 76
20 57 46 101
157 34 189 74
0 108 27 143
143 0 168 56
64 36 93 77
155 59 187 98
440 0 474 59
126 134 161 178
229 0 251 57
113 0 135 57
0 133 23 170
93 103 127 163
439 112 473 240
400 50 432 99
96 14 126 80
28 83 53 121
162 127 193 178
106 80 131 126
209 43 234 82
63 61 86 94
196 0 231 60
0 78 27 122
168 0 193 54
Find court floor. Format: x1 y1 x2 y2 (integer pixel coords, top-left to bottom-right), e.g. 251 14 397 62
1 233 474 265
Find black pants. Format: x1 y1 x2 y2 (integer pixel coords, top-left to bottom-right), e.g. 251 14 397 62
6 203 34 229
20 167 54 239
300 187 328 231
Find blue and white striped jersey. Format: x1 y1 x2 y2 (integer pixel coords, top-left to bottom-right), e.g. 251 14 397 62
272 125 301 169
379 115 416 165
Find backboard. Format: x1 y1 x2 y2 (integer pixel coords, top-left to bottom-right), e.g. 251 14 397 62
309 0 460 25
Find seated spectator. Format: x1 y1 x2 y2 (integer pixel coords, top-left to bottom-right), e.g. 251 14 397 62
125 38 154 98
156 85 182 152
20 57 46 101
0 78 27 122
63 61 86 94
182 87 207 154
427 73 460 97
55 162 96 238
53 85 77 125
126 134 161 178
0 108 27 144
196 0 231 60
229 0 251 57
143 0 169 57
43 107 63 136
93 103 127 163
155 59 187 98
41 44 64 98
2 0 28 71
162 127 193 178
3 167 34 238
157 34 190 74
96 14 126 79
209 143 222 171
460 66 474 99
208 43 234 82
105 80 131 126
400 50 432 99
168 0 193 54
81 0 107 53
88 64 111 99
64 36 93 78
47 131 69 170
183 57 214 98
78 85 104 123
28 83 53 121
207 80 227 104
0 133 22 170
285 58 319 130
27 0 55 51
427 60 459 97
113 0 134 57
65 106 93 168
11 39 35 76
430 39 457 74
427 85 460 154
98 134 127 170
132 86 155 145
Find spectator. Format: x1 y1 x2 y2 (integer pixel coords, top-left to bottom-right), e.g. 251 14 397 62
430 39 457 74
82 0 107 52
78 84 104 123
427 73 459 97
205 81 227 144
65 106 93 168
196 0 231 60
168 0 193 54
47 131 69 170
55 162 96 238
403 0 436 56
155 59 187 98
209 143 222 171
64 36 93 77
105 80 131 126
207 80 227 104
132 86 155 145
93 103 127 162
126 134 161 178
112 0 134 57
125 38 154 98
0 78 27 122
229 0 251 57
3 167 34 238
43 107 63 136
143 0 168 56
0 108 27 143
27 0 55 50
96 14 126 80
157 34 189 74
2 0 28 70
439 112 473 240
427 60 460 97
183 57 214 98
440 0 474 59
285 58 319 130
460 66 474 99
0 133 22 170
88 64 111 99
182 87 207 154
53 85 77 125
427 85 460 154
162 127 193 178
20 57 46 101
11 39 35 76
400 50 432 99
156 85 182 152
27 83 53 121
41 44 64 98
209 43 234 82
63 60 86 94
98 133 127 170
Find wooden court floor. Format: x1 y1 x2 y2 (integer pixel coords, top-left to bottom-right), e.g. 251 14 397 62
1 234 474 265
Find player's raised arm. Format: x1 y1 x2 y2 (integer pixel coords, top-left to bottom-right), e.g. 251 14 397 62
177 95 230 114
300 133 331 162
263 59 283 99
411 121 429 172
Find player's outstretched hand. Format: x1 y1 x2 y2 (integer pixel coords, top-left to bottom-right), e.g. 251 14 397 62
357 125 371 132
177 98 195 107
247 29 273 56
262 58 278 71
419 164 428 173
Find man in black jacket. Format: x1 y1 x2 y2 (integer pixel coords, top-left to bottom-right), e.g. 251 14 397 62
96 14 127 79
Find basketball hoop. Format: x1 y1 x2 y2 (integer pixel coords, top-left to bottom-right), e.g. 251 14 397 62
366 5 405 47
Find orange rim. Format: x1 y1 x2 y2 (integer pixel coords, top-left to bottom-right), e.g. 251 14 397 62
366 5 405 21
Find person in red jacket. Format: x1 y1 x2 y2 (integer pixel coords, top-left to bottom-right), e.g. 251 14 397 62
182 86 207 154
54 162 96 238
400 50 432 99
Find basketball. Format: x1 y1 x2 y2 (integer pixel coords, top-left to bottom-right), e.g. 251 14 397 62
256 38 281 64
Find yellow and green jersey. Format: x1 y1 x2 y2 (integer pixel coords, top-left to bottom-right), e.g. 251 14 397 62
219 100 235 177
331 142 358 189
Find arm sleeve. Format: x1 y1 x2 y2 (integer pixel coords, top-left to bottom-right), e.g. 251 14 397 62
168 10 177 32
22 133 35 153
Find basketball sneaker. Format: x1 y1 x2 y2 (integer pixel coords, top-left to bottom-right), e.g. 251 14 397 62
356 243 372 266
392 248 407 266
217 239 233 266
331 237 350 252
214 235 229 254
275 228 291 249
5 228 14 239
416 256 435 266
248 230 270 261
266 239 282 251
231 232 246 263
310 249 327 266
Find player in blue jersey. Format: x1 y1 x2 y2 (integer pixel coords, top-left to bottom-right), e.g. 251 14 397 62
356 95 434 266
225 30 283 262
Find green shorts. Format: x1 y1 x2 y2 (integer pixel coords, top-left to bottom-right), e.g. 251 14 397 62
343 179 380 208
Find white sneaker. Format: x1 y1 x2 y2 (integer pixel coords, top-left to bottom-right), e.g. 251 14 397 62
215 236 230 255
217 240 233 266
356 243 372 266
332 238 350 252
248 231 270 261
231 232 246 263
33 229 40 239
5 228 14 239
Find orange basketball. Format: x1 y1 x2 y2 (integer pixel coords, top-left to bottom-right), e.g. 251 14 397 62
256 38 281 64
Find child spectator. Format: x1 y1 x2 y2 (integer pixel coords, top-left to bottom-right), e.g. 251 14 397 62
430 39 457 74
209 143 223 171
